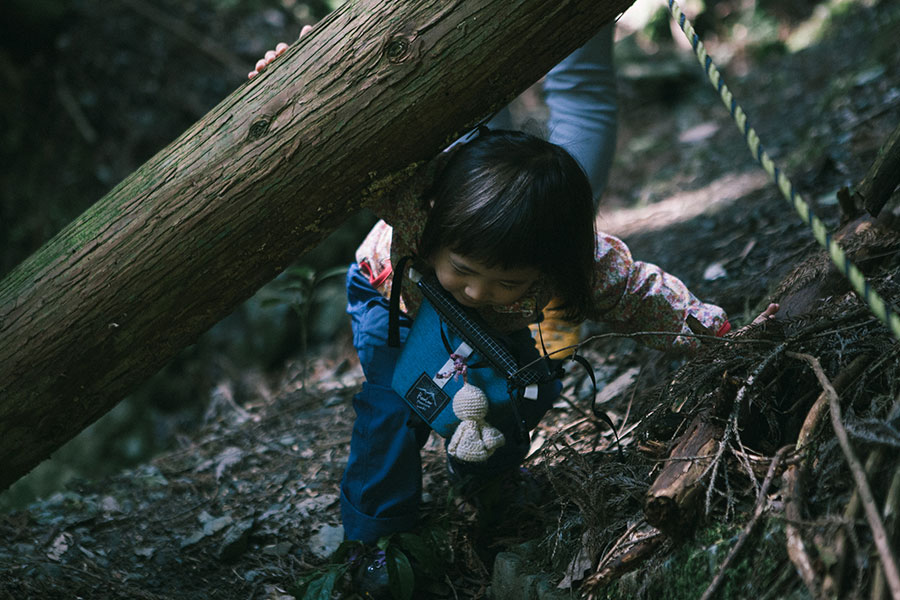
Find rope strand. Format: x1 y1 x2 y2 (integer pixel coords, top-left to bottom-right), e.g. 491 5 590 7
666 0 900 341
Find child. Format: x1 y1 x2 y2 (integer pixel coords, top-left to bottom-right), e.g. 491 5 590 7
252 24 619 361
343 129 738 552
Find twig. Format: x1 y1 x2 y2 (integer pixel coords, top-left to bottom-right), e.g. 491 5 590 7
732 417 761 498
56 73 98 144
514 329 775 375
790 352 900 600
617 365 641 436
699 445 792 600
702 343 787 514
583 523 665 595
783 462 822 597
782 354 872 598
824 450 885 597
557 391 592 421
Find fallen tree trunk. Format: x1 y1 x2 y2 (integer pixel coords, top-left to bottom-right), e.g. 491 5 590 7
0 0 633 490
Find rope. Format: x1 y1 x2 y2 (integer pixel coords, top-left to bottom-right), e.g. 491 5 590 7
665 0 900 341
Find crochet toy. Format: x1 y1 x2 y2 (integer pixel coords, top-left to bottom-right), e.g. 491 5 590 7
446 382 505 463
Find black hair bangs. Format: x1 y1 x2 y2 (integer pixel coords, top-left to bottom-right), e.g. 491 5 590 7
439 165 549 270
419 129 597 320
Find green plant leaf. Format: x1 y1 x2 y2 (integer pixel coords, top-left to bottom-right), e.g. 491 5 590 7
316 265 349 282
278 282 310 293
259 297 287 309
303 568 341 600
396 532 441 577
285 265 315 279
292 566 345 600
386 545 414 600
376 535 391 551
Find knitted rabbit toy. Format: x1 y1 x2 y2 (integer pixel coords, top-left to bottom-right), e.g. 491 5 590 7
447 382 505 462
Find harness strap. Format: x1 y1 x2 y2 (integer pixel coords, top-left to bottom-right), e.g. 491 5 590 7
439 323 487 370
570 353 623 458
387 256 412 347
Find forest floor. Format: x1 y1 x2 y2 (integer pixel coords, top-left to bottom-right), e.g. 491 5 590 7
2 0 900 599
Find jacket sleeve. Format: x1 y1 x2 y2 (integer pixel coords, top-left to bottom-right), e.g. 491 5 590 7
586 233 729 351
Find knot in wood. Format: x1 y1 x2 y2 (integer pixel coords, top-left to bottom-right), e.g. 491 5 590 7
248 117 270 141
385 35 412 63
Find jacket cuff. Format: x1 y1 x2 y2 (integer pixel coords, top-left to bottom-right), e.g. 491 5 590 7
716 321 732 337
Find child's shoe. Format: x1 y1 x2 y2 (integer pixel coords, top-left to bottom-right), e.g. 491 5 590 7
448 457 545 527
349 547 390 599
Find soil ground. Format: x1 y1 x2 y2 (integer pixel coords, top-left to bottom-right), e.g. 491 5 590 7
2 0 899 598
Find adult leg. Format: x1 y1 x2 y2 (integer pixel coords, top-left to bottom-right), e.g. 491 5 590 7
544 23 618 205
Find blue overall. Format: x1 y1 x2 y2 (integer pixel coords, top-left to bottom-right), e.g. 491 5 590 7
341 264 561 543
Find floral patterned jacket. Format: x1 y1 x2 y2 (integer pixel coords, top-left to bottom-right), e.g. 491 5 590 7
355 168 729 351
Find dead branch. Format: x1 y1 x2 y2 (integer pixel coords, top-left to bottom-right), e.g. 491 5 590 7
643 412 722 536
873 467 900 600
699 444 792 600
702 343 787 514
783 463 823 599
823 450 885 598
782 354 871 598
789 352 900 600
853 121 900 218
643 342 787 536
583 523 666 597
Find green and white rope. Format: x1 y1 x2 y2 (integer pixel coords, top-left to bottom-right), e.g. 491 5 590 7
666 0 900 340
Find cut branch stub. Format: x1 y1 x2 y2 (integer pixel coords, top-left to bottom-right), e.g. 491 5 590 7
644 413 723 537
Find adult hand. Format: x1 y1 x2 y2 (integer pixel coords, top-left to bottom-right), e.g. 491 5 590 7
247 24 313 79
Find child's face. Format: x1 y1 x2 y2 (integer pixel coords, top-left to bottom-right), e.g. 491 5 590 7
431 247 539 309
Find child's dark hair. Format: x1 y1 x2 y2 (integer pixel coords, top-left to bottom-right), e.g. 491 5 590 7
419 129 596 321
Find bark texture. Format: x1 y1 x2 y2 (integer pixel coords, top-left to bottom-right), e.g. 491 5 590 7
643 413 722 536
0 0 633 490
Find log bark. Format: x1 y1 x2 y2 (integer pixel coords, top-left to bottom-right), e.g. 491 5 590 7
643 413 724 536
0 0 634 490
856 121 900 218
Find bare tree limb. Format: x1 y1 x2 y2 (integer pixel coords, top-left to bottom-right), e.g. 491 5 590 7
853 121 900 218
789 351 900 600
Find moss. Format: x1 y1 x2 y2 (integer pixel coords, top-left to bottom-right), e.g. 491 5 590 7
594 520 810 600
359 161 425 206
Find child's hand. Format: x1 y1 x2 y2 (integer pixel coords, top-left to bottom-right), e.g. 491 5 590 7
248 42 288 79
727 302 780 338
750 303 779 325
247 24 313 79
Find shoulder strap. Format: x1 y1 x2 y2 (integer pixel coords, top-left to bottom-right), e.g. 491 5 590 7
570 353 623 458
388 256 412 347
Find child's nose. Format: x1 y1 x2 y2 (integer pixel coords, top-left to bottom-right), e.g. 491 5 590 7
465 281 489 303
